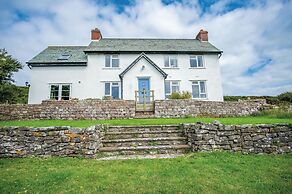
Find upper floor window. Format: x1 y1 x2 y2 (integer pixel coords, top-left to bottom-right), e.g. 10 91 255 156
105 54 119 68
165 80 180 98
191 81 207 99
190 55 204 68
50 84 71 100
104 82 120 99
164 56 178 68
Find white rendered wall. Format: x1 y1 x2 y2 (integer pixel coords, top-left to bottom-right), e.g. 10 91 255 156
28 53 223 104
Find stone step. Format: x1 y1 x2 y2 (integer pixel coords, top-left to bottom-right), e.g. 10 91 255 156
106 125 181 132
99 145 190 156
101 137 187 147
103 130 185 140
97 154 184 160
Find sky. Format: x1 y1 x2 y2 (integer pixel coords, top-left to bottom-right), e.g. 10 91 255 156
0 0 291 96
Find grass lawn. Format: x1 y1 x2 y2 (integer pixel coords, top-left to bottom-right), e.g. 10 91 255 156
0 116 291 127
0 152 291 193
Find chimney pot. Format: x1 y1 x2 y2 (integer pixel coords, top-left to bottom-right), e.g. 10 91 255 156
91 28 102 41
196 29 208 41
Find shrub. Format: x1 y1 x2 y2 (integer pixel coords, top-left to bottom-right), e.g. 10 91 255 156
102 96 112 100
181 91 192 99
169 91 192 99
169 92 181 99
277 92 292 103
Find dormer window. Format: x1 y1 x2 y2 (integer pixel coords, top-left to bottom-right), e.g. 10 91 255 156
105 54 119 68
58 53 71 60
164 56 178 68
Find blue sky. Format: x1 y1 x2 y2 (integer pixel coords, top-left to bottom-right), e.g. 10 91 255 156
0 0 291 96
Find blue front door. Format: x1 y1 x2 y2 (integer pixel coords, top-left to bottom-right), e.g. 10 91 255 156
138 78 150 103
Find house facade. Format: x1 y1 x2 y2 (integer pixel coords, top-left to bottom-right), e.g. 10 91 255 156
27 28 223 104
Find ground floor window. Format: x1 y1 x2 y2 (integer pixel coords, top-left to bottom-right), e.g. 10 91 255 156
104 82 120 99
50 84 71 100
191 81 207 99
165 80 180 98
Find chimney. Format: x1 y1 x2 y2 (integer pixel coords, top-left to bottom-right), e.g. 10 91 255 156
196 29 208 41
91 28 102 41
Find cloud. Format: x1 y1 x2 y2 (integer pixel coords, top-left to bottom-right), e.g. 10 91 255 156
0 0 291 96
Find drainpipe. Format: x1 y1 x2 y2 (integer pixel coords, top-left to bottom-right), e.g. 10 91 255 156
119 75 123 99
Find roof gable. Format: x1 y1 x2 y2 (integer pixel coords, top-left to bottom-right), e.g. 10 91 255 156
119 53 168 79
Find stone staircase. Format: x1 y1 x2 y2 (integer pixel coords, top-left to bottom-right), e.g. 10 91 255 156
99 125 190 159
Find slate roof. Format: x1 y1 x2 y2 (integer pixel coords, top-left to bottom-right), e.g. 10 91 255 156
27 46 87 66
120 53 168 78
85 38 222 53
27 38 222 66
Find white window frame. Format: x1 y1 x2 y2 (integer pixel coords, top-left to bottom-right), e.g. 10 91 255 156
165 80 180 98
191 80 207 99
49 83 71 100
190 55 204 68
164 55 178 68
105 54 119 68
104 82 120 99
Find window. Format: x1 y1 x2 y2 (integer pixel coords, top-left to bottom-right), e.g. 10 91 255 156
165 81 180 98
190 56 204 68
164 56 178 68
104 82 120 99
105 55 119 68
50 84 71 100
58 53 71 60
191 81 207 99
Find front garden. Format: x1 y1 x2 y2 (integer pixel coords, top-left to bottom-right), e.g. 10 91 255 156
0 152 291 193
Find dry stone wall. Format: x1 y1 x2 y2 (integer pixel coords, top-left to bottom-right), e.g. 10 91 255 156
0 123 291 158
183 122 291 154
0 99 268 120
0 125 104 158
0 99 135 120
155 99 267 117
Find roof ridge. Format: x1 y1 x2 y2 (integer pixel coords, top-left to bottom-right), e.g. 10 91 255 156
47 45 87 48
101 38 197 40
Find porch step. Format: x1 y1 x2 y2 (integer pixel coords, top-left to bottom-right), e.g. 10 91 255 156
101 137 187 147
135 111 155 118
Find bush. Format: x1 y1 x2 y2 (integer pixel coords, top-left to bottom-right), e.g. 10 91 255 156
102 96 112 100
277 92 292 103
169 91 192 99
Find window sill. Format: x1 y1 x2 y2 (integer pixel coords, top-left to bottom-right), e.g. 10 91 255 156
162 67 180 69
192 98 208 100
102 67 121 70
189 67 206 69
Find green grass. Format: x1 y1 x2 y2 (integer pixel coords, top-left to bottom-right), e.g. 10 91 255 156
0 152 291 193
0 116 291 127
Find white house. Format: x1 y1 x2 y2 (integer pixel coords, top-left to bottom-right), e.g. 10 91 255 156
27 28 223 104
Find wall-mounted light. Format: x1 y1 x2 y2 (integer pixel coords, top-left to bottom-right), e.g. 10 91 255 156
25 81 31 87
141 65 145 70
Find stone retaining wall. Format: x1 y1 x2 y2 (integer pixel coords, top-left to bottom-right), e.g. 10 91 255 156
184 122 291 154
0 125 103 158
0 99 268 120
0 99 135 120
155 99 267 117
0 123 290 158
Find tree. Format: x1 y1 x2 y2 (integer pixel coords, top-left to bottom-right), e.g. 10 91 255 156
0 48 22 84
0 49 23 104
